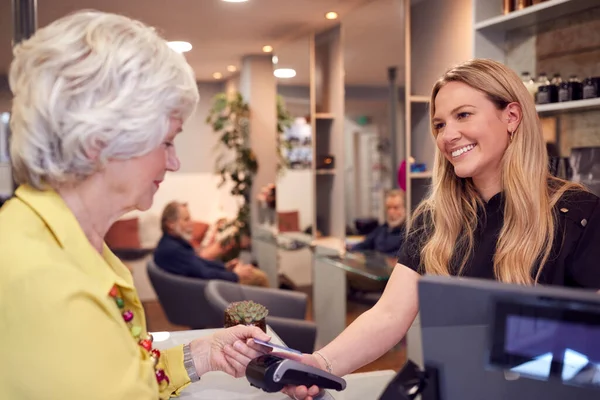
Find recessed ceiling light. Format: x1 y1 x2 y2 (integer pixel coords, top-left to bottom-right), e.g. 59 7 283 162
227 65 237 72
325 11 338 20
213 72 223 79
272 55 279 65
274 68 296 79
262 45 273 53
167 41 192 53
222 0 248 2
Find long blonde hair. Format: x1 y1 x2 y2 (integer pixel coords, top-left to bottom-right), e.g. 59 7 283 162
412 59 582 285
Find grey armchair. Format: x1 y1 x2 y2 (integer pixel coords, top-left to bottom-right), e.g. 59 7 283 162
205 280 317 354
146 259 221 329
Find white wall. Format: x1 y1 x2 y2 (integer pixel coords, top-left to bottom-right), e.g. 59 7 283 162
276 169 314 231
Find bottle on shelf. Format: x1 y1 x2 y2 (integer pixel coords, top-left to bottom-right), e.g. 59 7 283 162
521 72 537 101
502 0 514 14
514 0 532 10
582 77 600 100
558 75 583 102
535 73 551 105
550 73 562 103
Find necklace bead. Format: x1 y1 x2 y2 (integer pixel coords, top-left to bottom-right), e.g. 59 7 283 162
109 285 169 388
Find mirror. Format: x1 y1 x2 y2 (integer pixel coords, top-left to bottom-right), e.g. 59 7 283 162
272 34 314 289
342 0 406 248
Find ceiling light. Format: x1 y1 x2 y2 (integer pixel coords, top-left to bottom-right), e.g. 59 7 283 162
262 45 273 53
274 68 296 79
272 55 279 65
213 72 223 79
167 41 192 53
227 65 237 72
325 11 338 20
221 0 248 2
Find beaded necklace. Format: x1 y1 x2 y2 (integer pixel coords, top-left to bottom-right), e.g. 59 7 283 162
109 284 170 389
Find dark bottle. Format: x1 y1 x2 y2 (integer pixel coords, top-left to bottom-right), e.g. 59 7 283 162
582 77 600 99
549 73 562 103
558 75 583 102
503 0 514 14
535 73 552 104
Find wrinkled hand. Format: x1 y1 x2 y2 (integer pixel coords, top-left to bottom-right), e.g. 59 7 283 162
280 353 326 400
190 325 271 378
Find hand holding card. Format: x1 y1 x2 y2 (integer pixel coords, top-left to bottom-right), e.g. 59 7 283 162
252 339 302 355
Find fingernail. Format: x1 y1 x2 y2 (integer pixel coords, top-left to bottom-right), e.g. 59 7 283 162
233 341 242 350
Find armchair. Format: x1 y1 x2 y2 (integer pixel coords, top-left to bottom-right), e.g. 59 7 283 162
205 280 317 354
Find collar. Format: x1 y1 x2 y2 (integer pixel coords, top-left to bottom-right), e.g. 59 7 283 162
163 232 193 249
15 185 134 294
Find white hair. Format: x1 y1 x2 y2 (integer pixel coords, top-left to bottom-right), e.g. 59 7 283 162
8 10 199 189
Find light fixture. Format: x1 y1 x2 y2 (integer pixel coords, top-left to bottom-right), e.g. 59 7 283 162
227 65 237 72
167 41 192 53
325 11 338 20
221 0 248 2
272 55 279 65
274 68 296 79
262 45 273 53
213 72 223 79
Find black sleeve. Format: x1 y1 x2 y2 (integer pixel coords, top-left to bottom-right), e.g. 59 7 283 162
396 212 429 274
566 198 600 289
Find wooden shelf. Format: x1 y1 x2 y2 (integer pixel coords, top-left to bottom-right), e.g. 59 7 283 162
475 0 600 33
410 95 430 103
536 98 600 115
315 113 334 119
316 169 335 175
410 171 432 179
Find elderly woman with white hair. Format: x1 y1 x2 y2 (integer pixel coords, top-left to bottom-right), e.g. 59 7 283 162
0 10 271 400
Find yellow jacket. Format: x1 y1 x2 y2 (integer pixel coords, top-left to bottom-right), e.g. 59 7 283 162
0 185 190 399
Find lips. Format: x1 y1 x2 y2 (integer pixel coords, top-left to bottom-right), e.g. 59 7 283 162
450 144 476 158
153 180 162 188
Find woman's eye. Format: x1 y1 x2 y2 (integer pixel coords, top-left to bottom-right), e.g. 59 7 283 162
433 122 445 130
164 141 174 148
457 112 471 120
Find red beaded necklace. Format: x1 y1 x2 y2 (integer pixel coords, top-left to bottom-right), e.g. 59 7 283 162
109 284 170 388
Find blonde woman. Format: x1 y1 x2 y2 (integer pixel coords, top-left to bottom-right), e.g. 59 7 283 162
285 58 600 399
0 11 271 400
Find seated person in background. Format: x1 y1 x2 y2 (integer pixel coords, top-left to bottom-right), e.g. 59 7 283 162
347 189 406 256
154 201 269 287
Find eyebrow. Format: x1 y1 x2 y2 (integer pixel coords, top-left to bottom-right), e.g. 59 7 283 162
432 104 476 123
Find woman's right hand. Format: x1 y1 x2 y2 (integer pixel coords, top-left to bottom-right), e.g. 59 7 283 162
281 353 327 400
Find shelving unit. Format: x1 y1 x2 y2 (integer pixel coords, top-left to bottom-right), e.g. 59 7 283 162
536 98 600 115
403 0 473 215
310 25 345 240
474 0 600 158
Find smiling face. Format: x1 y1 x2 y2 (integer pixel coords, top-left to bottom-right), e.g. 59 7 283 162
432 81 513 193
104 117 182 211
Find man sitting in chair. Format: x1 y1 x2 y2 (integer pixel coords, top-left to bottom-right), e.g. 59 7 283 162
154 201 268 287
347 189 406 257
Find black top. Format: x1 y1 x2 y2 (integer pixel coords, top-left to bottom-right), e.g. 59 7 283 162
350 223 405 257
397 189 600 289
154 234 239 282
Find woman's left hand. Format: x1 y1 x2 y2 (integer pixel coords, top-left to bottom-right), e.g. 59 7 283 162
190 325 272 378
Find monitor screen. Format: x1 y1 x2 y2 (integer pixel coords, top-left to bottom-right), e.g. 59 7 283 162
489 298 600 389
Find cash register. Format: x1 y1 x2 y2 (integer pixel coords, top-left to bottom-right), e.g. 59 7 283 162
378 276 600 400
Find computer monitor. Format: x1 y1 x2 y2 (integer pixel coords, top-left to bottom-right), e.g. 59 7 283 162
417 275 600 400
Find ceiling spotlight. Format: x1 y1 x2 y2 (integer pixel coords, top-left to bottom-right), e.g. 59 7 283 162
272 55 279 65
262 45 273 53
213 72 223 79
274 68 296 79
325 11 338 20
227 65 237 72
167 41 192 53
